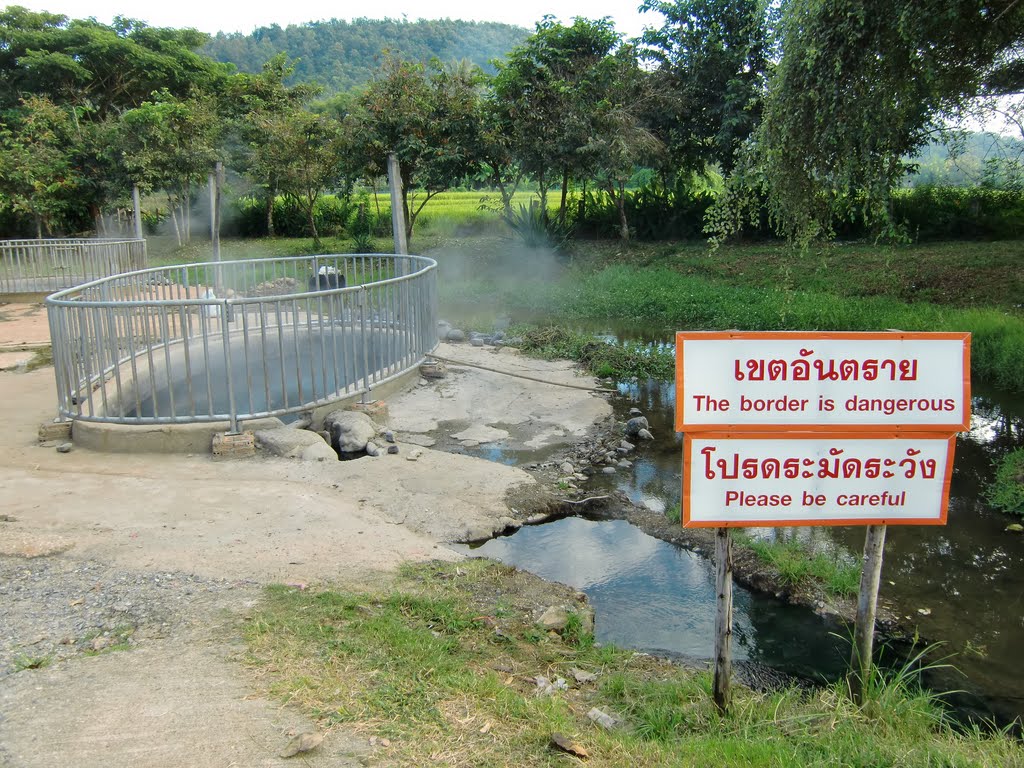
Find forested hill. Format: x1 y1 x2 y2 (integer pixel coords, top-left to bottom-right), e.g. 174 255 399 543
203 18 529 94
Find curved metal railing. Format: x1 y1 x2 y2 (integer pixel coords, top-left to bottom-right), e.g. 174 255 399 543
45 254 438 431
0 238 147 293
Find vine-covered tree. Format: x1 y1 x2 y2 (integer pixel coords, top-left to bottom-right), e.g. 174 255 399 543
713 0 1024 244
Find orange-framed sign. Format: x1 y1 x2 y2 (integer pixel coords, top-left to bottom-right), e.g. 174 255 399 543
675 331 971 433
682 432 956 527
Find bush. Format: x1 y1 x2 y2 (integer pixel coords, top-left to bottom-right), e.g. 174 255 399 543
987 448 1024 516
227 194 355 238
893 186 1024 241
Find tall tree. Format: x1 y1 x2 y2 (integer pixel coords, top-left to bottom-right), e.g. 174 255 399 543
348 57 484 240
639 0 774 176
224 54 322 236
0 96 80 236
119 92 220 244
715 0 1024 244
491 17 622 222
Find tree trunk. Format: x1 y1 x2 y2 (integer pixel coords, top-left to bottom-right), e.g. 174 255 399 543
35 214 43 240
616 182 630 242
265 182 276 238
558 169 569 226
168 193 182 247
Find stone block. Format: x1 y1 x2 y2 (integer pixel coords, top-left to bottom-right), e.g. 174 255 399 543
38 421 73 443
212 430 255 459
349 399 389 423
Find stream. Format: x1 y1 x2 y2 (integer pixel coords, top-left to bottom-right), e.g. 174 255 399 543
446 322 1024 726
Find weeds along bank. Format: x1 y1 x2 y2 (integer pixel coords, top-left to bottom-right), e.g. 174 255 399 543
244 560 1024 767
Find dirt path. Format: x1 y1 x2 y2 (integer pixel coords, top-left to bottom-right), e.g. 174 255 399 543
0 327 611 766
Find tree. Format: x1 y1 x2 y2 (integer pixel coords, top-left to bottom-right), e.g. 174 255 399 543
585 47 664 240
224 54 322 236
252 109 345 246
119 93 220 244
0 96 80 236
639 0 774 176
348 57 484 240
490 17 622 223
716 0 1024 244
0 7 230 117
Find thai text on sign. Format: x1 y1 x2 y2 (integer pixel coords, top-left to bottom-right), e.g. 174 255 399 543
683 434 955 527
675 332 971 432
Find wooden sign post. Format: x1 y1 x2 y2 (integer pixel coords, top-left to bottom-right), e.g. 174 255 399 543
675 331 971 713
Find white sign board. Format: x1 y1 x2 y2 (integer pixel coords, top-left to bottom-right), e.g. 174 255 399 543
676 332 970 432
683 433 955 527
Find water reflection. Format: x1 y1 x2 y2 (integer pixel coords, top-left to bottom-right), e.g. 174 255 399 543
460 517 849 681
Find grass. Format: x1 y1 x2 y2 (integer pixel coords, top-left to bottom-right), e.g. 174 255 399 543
244 560 1023 767
736 531 863 598
13 653 51 671
987 448 1024 516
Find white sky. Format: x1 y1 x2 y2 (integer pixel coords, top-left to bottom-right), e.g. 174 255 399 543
11 1 657 40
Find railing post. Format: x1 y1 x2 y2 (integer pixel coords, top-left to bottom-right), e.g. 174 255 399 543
359 286 370 404
221 298 238 433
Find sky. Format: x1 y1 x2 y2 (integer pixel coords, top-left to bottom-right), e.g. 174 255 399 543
11 0 658 40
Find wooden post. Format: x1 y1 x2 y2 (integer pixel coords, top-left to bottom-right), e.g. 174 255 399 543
387 152 409 263
132 184 143 240
713 526 734 714
210 162 223 293
850 523 887 705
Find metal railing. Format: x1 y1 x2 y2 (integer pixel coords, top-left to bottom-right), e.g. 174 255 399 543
45 254 438 431
0 238 147 294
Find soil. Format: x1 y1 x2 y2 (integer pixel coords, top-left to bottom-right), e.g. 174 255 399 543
0 303 890 767
0 304 614 767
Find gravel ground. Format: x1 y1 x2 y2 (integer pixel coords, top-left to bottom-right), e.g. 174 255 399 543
0 555 259 678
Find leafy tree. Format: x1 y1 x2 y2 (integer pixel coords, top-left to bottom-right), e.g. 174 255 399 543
0 96 80 236
251 110 346 246
0 7 230 117
348 57 484 240
585 47 664 240
224 54 322 236
119 93 220 244
713 0 1024 244
639 0 774 176
491 17 622 223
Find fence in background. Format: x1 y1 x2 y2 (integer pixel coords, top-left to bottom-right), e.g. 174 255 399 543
45 253 438 431
0 238 147 294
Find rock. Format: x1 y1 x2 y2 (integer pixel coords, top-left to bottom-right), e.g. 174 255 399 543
56 442 73 453
365 441 380 457
917 607 932 616
619 440 635 452
602 466 616 475
538 606 570 632
407 448 423 461
629 408 643 417
587 707 618 729
624 417 649 437
384 430 395 443
616 446 631 455
280 732 324 758
637 428 654 441
572 668 599 684
549 734 589 759
323 410 379 454
560 462 574 475
446 328 466 342
436 320 452 341
387 445 399 455
1006 523 1024 533
470 337 485 347
616 460 632 469
255 428 336 461
419 361 447 379
534 676 569 696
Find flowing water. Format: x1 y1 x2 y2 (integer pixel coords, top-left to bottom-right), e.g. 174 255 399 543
442 316 1024 725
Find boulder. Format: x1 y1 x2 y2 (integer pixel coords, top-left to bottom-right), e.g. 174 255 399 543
624 416 649 437
323 410 379 454
255 427 336 462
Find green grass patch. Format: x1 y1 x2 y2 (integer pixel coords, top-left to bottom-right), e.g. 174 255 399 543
737 532 862 598
516 326 674 381
244 560 1022 767
987 448 1024 516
